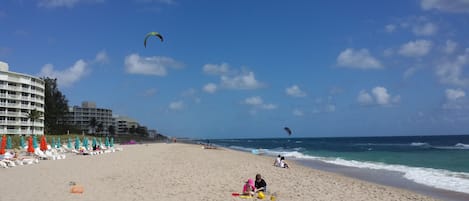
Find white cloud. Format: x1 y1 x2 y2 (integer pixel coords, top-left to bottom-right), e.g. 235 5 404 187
203 63 230 75
337 48 383 69
398 40 432 57
38 0 104 8
143 88 157 97
383 48 394 57
436 48 469 87
94 50 109 64
203 83 217 94
38 59 88 87
244 96 263 105
446 88 466 100
325 104 336 112
357 90 373 105
403 67 419 79
169 100 184 110
420 0 469 13
124 53 183 76
412 22 438 36
385 24 396 33
357 87 400 106
293 109 304 116
372 86 391 105
221 71 263 90
243 96 277 110
444 40 457 54
261 104 278 110
285 85 307 97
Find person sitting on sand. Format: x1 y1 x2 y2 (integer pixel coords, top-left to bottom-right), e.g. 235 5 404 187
243 178 256 196
280 156 289 168
274 155 281 167
254 174 267 192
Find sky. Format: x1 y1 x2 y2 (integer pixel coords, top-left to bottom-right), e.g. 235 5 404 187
1 0 469 139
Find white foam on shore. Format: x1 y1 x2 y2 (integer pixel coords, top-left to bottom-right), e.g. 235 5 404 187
324 158 469 194
226 145 469 194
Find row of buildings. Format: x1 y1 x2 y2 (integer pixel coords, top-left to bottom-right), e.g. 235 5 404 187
0 61 155 136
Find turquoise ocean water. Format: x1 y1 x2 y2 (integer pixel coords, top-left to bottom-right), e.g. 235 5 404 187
204 135 469 194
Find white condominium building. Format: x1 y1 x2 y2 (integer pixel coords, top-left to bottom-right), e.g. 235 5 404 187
63 101 114 135
0 61 45 135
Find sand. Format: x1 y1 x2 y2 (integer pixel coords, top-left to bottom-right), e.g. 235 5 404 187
0 143 440 201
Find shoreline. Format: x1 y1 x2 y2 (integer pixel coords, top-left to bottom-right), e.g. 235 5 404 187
1 143 443 201
294 158 469 201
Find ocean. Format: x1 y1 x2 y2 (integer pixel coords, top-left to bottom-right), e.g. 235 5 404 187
203 135 469 195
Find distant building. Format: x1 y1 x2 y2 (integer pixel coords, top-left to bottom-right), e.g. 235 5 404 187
63 101 114 135
0 61 45 135
114 115 139 135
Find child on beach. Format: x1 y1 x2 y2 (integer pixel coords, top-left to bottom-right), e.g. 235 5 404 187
242 178 256 196
254 174 267 192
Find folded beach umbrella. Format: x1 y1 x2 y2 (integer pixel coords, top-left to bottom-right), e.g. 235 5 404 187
92 137 97 148
40 135 48 151
67 138 72 149
51 138 56 149
57 137 61 149
33 135 38 148
20 136 25 148
105 137 109 147
83 138 89 149
75 137 80 150
27 136 34 153
0 135 6 154
6 135 12 149
98 138 102 146
110 137 114 147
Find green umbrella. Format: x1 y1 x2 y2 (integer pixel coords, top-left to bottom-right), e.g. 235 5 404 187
33 135 38 149
98 138 102 146
110 137 114 147
105 136 110 147
92 137 97 148
20 136 25 148
83 138 89 149
67 138 72 149
51 138 56 149
75 136 80 150
57 137 61 149
6 136 12 149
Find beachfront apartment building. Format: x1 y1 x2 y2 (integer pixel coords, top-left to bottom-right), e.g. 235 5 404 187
0 61 45 135
114 115 140 135
62 101 114 135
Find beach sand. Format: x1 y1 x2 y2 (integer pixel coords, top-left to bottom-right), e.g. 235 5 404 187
0 143 439 201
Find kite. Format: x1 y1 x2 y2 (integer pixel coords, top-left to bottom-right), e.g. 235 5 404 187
284 127 292 136
144 32 164 48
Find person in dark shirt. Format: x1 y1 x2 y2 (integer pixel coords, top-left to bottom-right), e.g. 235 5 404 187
254 174 267 192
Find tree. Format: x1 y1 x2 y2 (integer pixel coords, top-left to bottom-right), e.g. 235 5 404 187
136 126 148 137
129 125 136 135
89 117 97 135
108 125 116 136
26 109 43 135
97 122 104 136
43 78 69 134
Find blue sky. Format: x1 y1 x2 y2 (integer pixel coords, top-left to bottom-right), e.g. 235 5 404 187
1 0 469 138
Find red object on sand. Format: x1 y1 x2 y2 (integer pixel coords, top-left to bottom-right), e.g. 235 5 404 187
232 193 240 196
40 135 48 151
27 136 34 153
0 135 6 155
